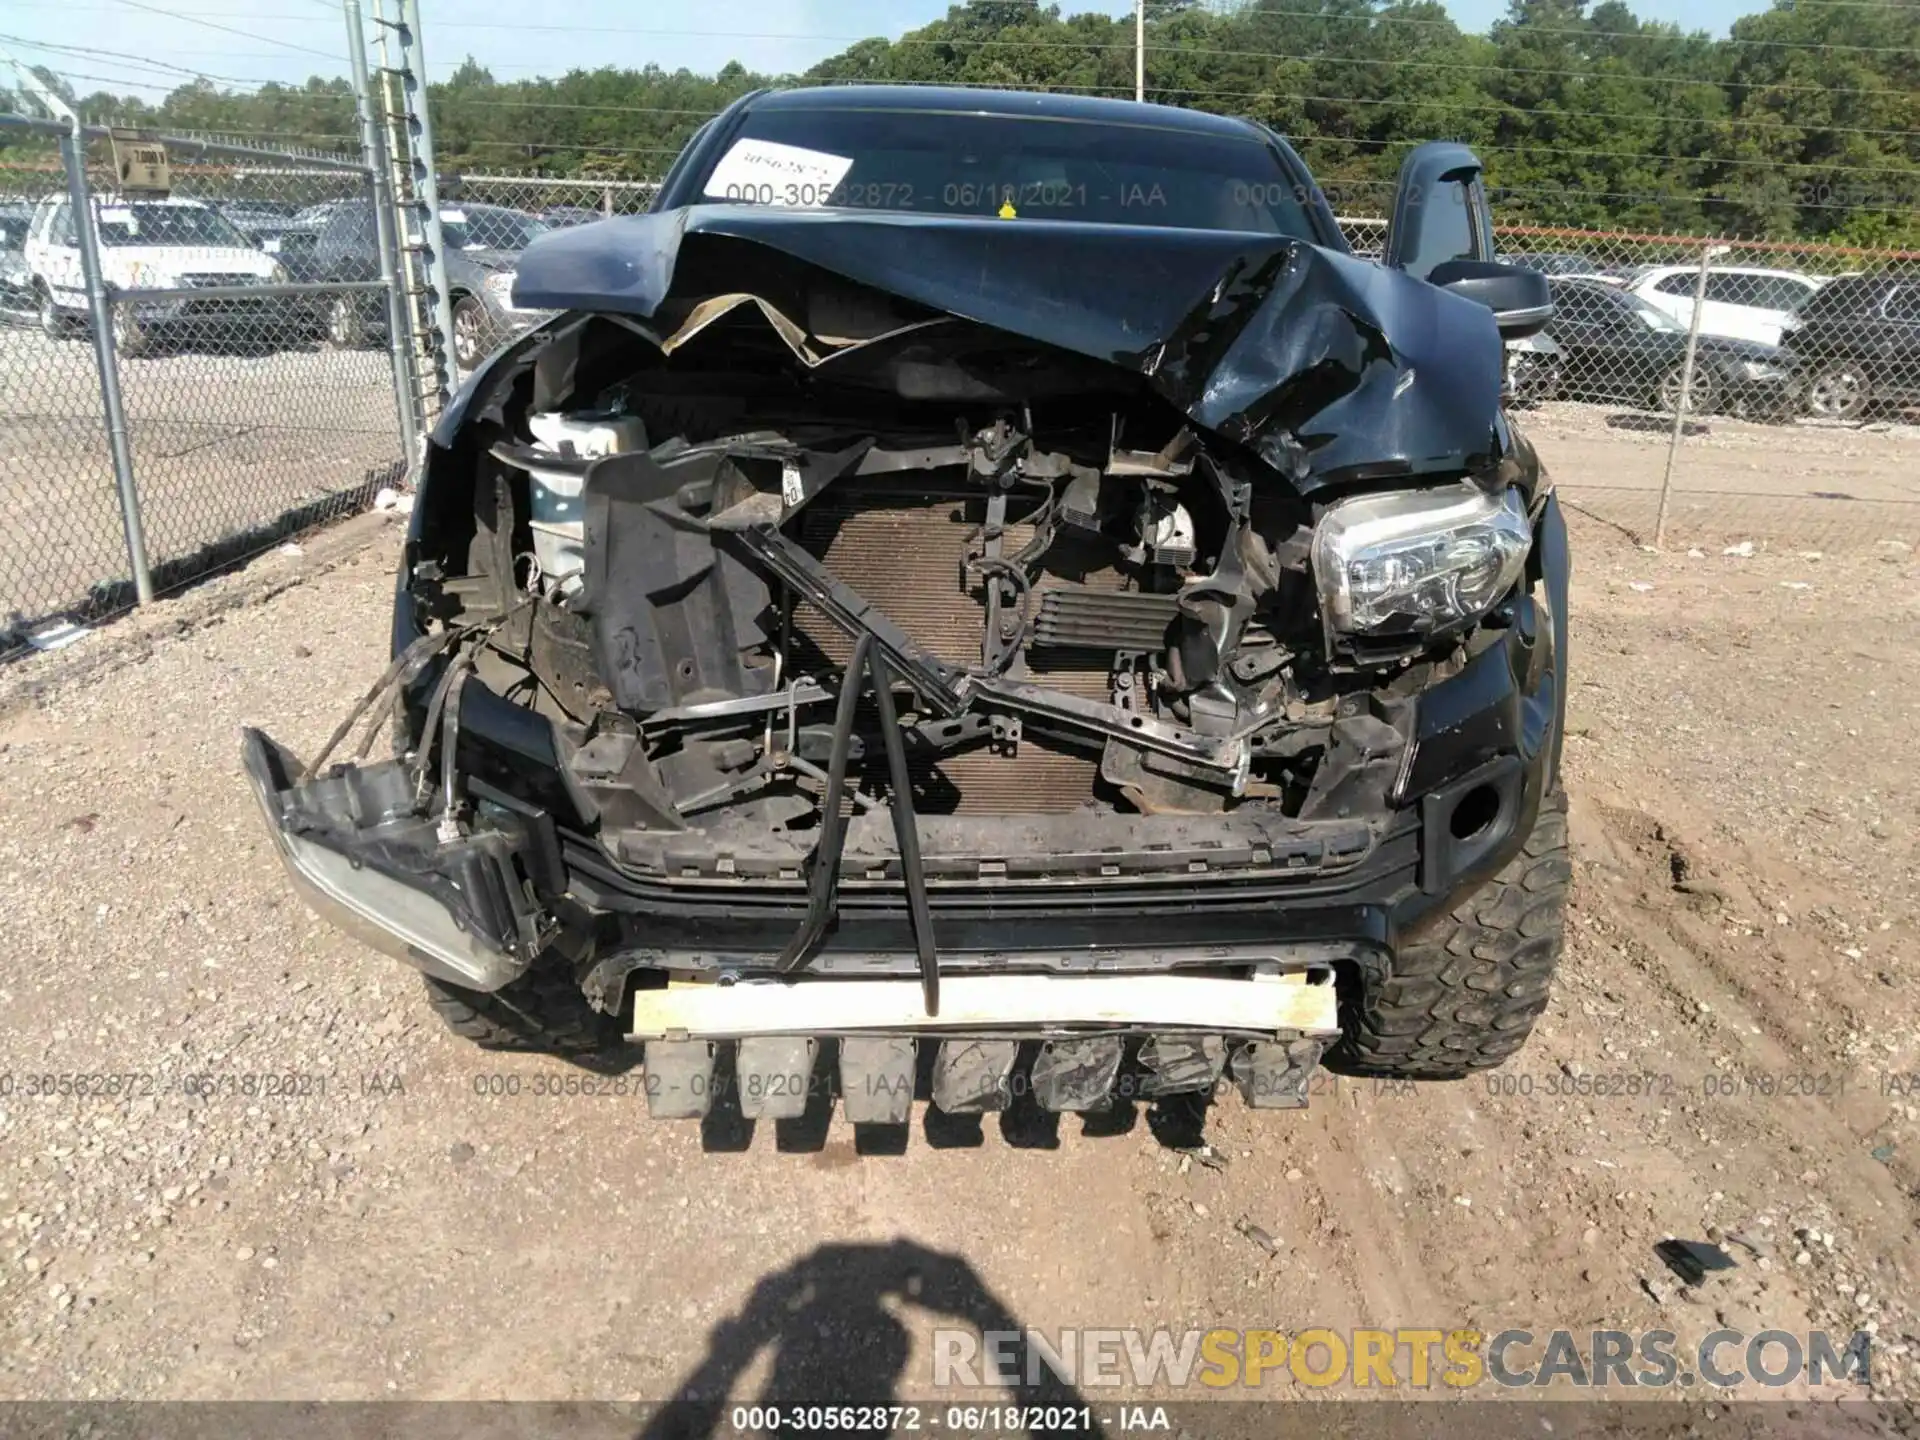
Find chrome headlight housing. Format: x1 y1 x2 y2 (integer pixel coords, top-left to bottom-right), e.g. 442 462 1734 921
482 269 519 311
1311 483 1532 643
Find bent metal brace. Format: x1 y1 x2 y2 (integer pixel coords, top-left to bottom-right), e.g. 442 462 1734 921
774 633 941 1014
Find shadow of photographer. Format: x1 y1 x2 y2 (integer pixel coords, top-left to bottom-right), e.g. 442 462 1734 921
639 1239 1106 1439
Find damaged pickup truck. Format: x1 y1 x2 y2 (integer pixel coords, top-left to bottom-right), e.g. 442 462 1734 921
244 86 1570 1123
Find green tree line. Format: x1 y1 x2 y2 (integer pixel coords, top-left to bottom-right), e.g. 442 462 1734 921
5 0 1917 244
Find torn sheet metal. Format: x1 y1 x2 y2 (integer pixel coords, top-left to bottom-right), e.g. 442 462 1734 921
511 207 1506 489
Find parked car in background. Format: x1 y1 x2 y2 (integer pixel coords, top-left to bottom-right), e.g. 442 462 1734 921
25 194 291 354
1780 274 1920 422
1544 277 1796 416
1501 251 1608 278
540 205 603 228
1623 265 1824 348
295 199 550 368
0 199 35 323
1504 330 1562 407
217 199 315 256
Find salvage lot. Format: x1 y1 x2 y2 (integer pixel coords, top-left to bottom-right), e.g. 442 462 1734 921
0 415 1916 1406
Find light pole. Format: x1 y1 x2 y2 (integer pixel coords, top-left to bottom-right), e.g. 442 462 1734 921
1135 0 1145 103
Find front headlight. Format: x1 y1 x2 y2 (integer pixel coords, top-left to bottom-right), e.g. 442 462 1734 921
1311 483 1532 640
269 262 289 284
482 269 518 310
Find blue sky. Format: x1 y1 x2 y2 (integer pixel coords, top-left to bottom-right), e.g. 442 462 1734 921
3 0 1776 102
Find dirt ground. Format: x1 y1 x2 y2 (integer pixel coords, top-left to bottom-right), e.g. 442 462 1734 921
0 326 400 638
0 412 1916 1417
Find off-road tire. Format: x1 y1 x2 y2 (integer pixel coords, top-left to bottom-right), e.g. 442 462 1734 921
1333 792 1569 1080
422 966 618 1055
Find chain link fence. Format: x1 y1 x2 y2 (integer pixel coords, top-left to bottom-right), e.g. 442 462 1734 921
0 118 407 655
1344 212 1920 552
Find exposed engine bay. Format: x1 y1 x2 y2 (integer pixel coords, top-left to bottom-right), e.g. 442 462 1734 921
405 236 1537 930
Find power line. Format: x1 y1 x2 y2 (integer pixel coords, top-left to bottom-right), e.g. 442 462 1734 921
0 33 303 87
107 0 345 61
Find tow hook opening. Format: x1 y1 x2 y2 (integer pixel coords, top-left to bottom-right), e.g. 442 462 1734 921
1448 783 1502 843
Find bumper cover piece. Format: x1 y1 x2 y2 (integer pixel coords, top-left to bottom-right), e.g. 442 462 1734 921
1031 1037 1125 1112
839 1037 917 1125
645 1039 718 1119
736 1036 819 1120
932 1039 1020 1113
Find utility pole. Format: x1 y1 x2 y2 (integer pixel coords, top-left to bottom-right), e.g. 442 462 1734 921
1135 0 1146 103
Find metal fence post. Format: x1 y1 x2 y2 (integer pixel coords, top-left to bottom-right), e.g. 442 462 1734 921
344 0 423 470
56 112 153 603
1654 241 1730 549
395 0 456 408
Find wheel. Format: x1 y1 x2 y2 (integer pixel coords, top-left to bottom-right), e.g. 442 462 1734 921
325 291 367 350
1804 362 1871 422
1655 361 1715 416
422 965 618 1054
37 284 70 341
451 293 486 370
111 304 151 357
1332 792 1570 1080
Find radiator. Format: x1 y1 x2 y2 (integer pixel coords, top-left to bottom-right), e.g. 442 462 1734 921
792 488 1119 815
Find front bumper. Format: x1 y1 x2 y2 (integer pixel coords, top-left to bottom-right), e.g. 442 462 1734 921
244 492 1568 1010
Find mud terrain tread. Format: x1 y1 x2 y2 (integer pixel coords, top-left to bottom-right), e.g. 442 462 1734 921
422 967 617 1054
1337 793 1570 1079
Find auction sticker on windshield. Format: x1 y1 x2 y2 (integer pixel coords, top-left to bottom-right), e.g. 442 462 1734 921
704 138 855 207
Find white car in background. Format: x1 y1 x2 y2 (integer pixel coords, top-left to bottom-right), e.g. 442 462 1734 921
1623 265 1826 347
25 193 287 354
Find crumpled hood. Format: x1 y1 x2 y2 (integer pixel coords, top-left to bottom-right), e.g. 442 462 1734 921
511 205 1507 489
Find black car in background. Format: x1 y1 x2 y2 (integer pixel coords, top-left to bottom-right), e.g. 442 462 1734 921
216 200 313 256
290 200 551 367
1782 274 1920 422
1544 277 1796 416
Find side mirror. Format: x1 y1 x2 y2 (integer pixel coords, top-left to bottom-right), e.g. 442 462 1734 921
1429 258 1554 340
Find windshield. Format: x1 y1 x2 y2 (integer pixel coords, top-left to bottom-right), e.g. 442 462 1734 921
696 107 1321 239
95 202 250 249
1621 291 1684 332
440 207 546 251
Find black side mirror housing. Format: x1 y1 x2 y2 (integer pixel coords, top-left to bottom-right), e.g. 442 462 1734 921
1429 258 1554 340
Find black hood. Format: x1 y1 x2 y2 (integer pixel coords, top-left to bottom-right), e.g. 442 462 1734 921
510 205 1507 491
